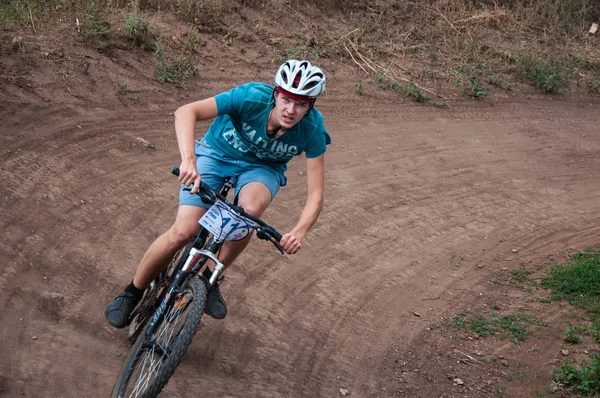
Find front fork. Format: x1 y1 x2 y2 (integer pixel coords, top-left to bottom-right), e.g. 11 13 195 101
145 238 225 337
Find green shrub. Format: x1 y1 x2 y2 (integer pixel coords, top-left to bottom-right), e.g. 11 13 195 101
81 6 112 38
154 45 197 88
564 326 584 344
553 355 600 396
125 13 151 47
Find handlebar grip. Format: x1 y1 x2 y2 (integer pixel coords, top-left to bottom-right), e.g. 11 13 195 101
172 166 216 204
272 230 283 243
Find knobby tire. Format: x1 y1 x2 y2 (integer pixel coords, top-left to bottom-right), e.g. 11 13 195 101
111 277 207 398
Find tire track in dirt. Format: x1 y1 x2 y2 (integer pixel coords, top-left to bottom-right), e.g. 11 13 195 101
2 97 600 397
142 99 600 397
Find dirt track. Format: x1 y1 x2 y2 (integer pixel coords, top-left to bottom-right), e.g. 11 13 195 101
2 82 600 397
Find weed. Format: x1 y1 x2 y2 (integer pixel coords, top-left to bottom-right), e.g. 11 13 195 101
376 73 431 103
552 355 600 396
527 63 565 93
184 27 197 51
451 310 546 342
510 268 535 288
541 248 600 310
0 0 25 27
280 43 324 61
590 320 600 343
409 82 427 102
511 53 567 93
82 59 90 74
125 13 151 47
466 76 487 100
588 81 600 95
81 6 112 38
356 82 364 96
510 269 531 283
493 385 506 397
116 85 142 107
154 45 197 88
492 276 505 286
564 326 584 344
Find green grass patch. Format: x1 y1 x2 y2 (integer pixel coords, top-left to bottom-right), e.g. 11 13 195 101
153 45 197 88
564 326 584 344
545 248 600 395
553 355 600 396
509 52 568 93
451 310 547 342
124 13 152 48
81 6 112 38
541 248 600 310
0 0 26 28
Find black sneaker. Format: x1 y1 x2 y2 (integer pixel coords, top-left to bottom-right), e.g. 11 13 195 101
204 280 227 319
105 292 141 328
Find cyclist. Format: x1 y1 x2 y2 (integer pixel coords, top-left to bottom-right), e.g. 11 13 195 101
105 60 330 327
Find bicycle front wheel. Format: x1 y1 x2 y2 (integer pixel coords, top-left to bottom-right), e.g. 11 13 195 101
111 277 207 398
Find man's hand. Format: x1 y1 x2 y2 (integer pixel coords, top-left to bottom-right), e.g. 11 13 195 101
178 158 201 194
280 232 303 254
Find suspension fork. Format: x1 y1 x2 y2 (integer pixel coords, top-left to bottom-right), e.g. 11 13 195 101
144 237 225 337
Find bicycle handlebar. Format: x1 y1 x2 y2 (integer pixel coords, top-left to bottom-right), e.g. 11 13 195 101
172 166 284 253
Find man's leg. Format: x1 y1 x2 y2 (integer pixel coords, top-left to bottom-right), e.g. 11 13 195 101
133 205 206 289
105 205 206 328
202 181 273 319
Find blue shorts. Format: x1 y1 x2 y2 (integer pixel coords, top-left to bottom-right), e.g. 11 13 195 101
179 141 287 209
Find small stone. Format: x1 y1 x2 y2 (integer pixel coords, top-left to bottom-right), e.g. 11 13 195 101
562 349 569 356
80 199 86 204
453 378 464 385
413 312 421 317
339 388 349 396
32 336 37 340
501 360 509 367
512 249 518 253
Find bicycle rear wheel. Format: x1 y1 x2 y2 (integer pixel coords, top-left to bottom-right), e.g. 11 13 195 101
111 277 207 398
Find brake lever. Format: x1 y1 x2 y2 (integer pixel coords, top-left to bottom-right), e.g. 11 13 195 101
256 227 285 255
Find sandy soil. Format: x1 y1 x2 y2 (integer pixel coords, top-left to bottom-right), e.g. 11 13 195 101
2 13 600 398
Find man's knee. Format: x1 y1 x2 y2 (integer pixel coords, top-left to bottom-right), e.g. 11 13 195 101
167 222 200 249
239 200 269 217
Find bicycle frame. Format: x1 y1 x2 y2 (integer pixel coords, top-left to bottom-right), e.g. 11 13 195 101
144 180 235 337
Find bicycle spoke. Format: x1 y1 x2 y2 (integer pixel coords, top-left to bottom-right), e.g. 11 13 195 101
121 287 195 398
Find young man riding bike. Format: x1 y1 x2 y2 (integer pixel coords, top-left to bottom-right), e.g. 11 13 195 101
105 60 330 327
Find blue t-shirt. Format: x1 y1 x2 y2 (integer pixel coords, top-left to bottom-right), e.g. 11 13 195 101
204 82 331 174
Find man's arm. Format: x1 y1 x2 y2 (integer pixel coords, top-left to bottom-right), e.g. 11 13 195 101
281 154 325 254
173 98 219 193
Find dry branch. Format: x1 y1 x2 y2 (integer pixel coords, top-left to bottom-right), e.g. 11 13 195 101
345 40 447 99
422 5 461 35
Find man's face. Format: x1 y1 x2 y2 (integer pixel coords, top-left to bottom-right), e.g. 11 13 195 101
273 92 311 129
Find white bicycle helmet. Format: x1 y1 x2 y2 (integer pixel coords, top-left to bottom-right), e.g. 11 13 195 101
274 60 326 101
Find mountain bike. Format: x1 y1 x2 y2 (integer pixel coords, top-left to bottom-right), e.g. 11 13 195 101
111 167 284 398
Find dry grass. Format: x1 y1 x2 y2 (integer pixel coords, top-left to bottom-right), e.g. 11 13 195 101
2 0 599 98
